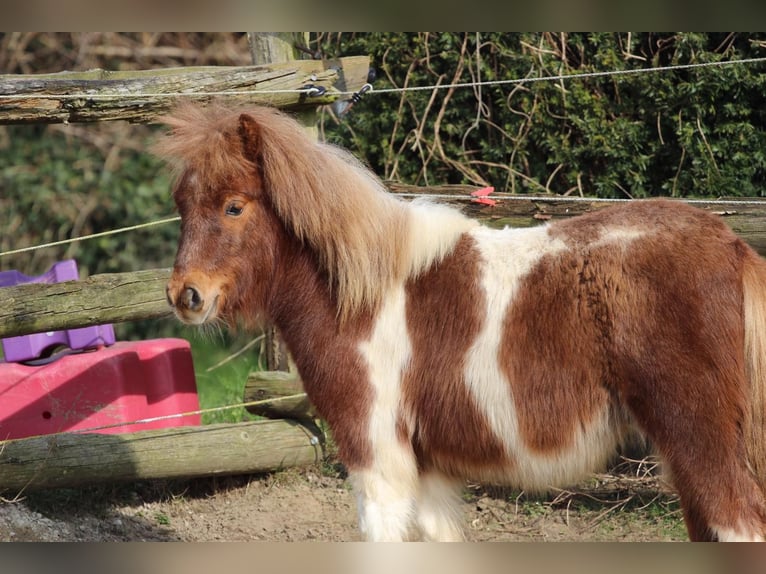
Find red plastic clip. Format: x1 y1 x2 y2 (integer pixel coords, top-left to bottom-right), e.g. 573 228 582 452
471 186 497 206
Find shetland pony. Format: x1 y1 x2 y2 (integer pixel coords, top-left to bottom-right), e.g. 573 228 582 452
158 102 766 542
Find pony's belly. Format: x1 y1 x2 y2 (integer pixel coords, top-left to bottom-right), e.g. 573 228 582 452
468 442 619 492
430 407 629 493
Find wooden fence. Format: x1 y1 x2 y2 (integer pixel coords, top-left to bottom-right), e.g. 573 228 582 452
0 55 366 493
4 53 766 492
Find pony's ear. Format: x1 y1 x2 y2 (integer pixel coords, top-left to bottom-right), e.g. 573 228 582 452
238 113 262 162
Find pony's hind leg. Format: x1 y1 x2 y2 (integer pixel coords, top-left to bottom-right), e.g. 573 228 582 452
672 463 766 541
629 372 766 541
415 472 465 541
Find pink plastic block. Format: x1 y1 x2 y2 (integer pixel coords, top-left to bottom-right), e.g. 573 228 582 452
0 259 115 363
0 339 200 440
130 338 201 430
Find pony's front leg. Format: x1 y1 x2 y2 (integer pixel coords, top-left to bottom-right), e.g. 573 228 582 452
350 284 422 541
348 455 419 541
415 472 465 541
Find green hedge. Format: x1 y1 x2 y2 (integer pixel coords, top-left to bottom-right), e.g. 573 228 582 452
0 124 176 276
319 32 766 199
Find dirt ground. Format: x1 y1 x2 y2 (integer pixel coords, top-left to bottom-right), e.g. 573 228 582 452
0 459 687 542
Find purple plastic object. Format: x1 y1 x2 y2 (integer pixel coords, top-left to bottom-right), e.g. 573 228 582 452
0 260 116 363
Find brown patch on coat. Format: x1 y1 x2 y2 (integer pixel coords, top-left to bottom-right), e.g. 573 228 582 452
266 231 377 471
401 234 509 476
530 199 766 539
499 247 615 454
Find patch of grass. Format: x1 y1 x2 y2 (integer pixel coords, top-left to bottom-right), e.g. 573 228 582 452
643 497 686 539
184 331 265 425
154 511 171 526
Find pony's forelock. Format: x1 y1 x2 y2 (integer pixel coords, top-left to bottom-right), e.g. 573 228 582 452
153 102 254 193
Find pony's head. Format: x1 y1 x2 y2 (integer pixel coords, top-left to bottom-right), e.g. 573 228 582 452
158 103 281 328
157 102 411 327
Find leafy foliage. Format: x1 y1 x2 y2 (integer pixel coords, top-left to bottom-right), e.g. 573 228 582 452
317 32 766 199
0 122 177 278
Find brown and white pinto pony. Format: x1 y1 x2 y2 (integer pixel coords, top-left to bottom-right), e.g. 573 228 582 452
158 102 766 542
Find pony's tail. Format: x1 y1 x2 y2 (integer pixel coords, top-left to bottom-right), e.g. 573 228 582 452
742 248 766 494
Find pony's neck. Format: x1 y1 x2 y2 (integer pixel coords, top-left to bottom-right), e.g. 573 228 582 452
266 196 478 324
267 232 337 328
265 229 374 383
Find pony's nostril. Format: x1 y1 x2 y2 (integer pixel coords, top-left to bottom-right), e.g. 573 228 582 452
182 286 203 311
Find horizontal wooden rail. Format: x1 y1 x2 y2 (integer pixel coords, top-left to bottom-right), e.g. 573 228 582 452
0 419 324 492
0 57 370 124
0 268 171 338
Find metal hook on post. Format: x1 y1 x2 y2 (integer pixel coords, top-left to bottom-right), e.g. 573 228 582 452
301 73 327 98
332 83 374 118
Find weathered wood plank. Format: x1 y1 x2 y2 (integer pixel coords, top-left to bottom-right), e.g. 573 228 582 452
0 268 172 338
0 62 345 124
0 419 324 492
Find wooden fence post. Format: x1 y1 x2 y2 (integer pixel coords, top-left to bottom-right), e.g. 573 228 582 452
248 33 308 66
247 32 313 373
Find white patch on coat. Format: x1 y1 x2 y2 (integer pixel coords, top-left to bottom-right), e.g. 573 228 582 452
713 524 765 542
592 226 648 248
354 285 417 541
415 472 465 541
406 199 478 278
463 224 623 489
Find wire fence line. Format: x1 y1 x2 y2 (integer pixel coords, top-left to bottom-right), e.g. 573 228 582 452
2 55 765 101
368 56 766 95
0 216 180 259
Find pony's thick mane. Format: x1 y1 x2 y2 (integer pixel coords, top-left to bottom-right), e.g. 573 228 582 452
154 102 255 188
155 102 414 317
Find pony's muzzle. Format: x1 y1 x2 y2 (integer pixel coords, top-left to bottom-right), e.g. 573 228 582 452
166 273 219 324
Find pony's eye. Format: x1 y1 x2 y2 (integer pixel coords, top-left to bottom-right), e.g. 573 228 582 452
225 203 244 217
